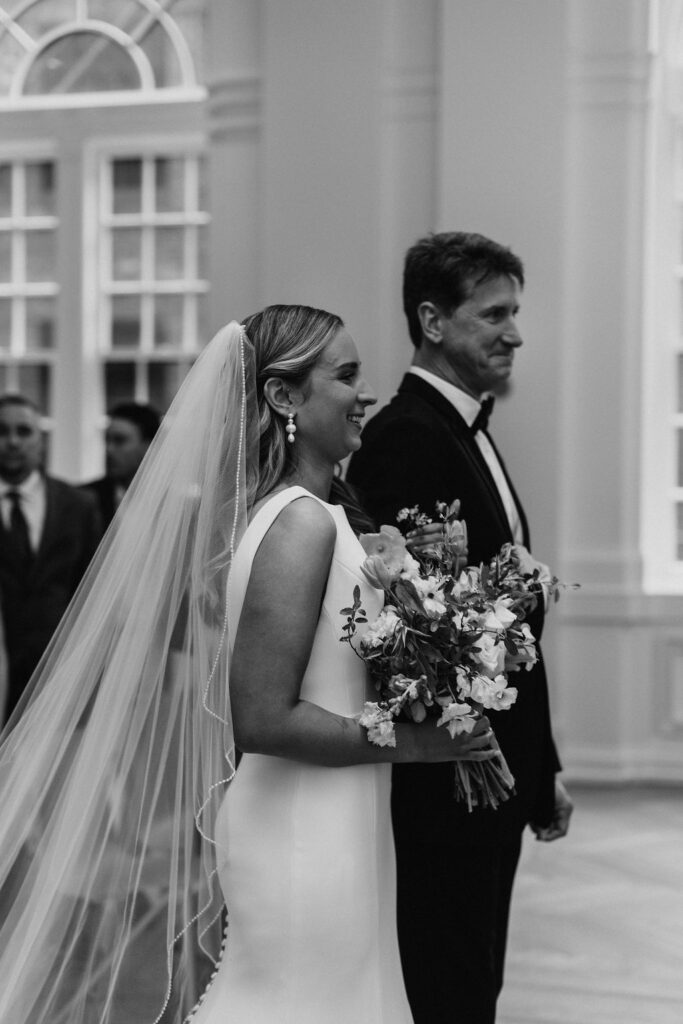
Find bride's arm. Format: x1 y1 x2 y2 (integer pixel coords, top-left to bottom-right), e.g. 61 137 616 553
230 497 494 768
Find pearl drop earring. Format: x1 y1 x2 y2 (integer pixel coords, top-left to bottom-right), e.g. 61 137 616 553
285 412 297 444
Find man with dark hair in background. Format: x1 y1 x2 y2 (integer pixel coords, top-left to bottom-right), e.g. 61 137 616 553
83 401 160 528
0 394 101 723
348 231 572 1024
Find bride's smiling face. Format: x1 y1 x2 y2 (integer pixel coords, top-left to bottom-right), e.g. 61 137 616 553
294 329 376 464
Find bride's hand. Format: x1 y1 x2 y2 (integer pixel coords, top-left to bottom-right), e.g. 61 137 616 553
405 713 498 764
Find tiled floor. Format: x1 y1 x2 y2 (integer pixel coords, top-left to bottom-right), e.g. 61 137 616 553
497 785 683 1024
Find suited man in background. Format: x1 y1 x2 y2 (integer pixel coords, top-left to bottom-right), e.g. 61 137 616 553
0 394 101 724
82 402 160 529
347 231 572 1024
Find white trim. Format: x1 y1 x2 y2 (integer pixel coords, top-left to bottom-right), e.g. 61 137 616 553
87 132 207 157
0 283 59 297
0 7 34 51
11 21 156 99
129 0 197 87
0 216 58 230
1 0 200 101
0 86 205 111
103 213 209 227
104 280 208 295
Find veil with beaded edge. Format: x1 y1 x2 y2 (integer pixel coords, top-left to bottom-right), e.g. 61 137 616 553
0 322 258 1024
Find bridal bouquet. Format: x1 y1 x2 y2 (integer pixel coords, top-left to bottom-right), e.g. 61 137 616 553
340 500 568 810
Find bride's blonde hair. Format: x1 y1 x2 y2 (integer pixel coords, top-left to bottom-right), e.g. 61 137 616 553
242 304 344 505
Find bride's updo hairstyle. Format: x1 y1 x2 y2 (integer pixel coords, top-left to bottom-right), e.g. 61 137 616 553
242 303 343 504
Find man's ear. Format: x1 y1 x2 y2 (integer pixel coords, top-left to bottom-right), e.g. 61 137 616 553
416 301 445 346
262 377 301 418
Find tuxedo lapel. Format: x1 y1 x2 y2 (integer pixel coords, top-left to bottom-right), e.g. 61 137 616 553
398 375 514 541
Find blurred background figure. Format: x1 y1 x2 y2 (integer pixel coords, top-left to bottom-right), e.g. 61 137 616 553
0 395 102 725
82 402 161 529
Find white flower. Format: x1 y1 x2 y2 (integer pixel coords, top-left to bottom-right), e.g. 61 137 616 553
437 701 477 738
488 685 517 710
452 608 478 633
410 574 447 618
470 673 518 710
362 607 402 648
400 552 422 580
453 665 472 699
486 599 517 630
388 674 420 701
358 702 396 747
472 631 506 678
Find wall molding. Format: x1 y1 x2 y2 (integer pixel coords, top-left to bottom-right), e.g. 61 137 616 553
207 72 260 139
381 67 438 123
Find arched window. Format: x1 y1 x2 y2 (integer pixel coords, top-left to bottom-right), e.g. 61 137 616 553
0 0 201 103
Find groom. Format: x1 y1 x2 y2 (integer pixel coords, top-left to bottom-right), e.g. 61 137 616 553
347 231 572 1024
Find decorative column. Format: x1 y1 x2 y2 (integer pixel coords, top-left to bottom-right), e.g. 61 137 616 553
557 0 683 780
205 0 262 329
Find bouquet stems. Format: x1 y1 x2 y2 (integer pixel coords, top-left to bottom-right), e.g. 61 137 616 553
453 728 515 811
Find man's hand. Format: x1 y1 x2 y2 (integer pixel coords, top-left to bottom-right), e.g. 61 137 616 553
406 521 445 556
531 778 573 842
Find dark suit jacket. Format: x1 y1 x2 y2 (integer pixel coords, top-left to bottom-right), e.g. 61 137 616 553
347 372 561 841
81 475 118 530
0 476 102 720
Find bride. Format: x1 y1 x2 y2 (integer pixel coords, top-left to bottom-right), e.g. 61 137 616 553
0 304 494 1023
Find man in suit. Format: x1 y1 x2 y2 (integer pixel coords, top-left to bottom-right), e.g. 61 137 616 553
82 402 160 529
0 394 101 723
347 231 572 1024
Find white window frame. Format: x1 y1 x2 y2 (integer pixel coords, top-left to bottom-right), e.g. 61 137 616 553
0 138 58 423
81 133 209 473
0 0 204 111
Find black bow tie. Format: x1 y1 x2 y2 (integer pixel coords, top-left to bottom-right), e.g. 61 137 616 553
471 395 494 435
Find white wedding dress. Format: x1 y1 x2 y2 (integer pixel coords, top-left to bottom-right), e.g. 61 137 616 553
188 486 413 1024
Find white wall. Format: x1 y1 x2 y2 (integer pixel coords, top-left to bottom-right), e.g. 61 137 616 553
205 0 683 783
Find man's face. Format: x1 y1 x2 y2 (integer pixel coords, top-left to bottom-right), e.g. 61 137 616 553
438 274 523 397
105 418 150 485
0 403 43 484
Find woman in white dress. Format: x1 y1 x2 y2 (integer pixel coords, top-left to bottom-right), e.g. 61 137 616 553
188 305 494 1023
0 305 493 1024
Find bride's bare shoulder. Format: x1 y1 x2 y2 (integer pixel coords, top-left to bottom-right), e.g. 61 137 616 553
251 493 336 577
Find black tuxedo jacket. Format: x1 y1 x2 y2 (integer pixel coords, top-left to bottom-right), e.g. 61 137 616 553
81 475 118 530
347 373 560 840
0 476 102 720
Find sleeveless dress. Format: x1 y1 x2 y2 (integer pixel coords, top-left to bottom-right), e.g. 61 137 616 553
189 486 413 1024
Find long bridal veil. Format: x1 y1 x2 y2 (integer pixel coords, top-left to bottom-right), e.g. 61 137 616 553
0 323 258 1023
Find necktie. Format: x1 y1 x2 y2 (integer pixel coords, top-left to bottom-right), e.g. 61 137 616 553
7 490 32 564
471 394 495 435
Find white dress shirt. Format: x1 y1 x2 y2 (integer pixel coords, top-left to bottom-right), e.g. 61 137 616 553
408 367 524 543
0 470 46 551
